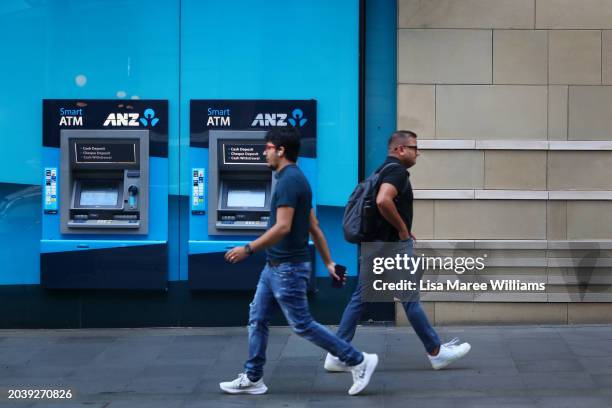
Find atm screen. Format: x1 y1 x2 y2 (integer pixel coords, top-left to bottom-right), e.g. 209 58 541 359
227 185 266 208
80 185 119 206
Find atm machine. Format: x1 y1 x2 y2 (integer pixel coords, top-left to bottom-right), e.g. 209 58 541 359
188 100 317 290
189 130 273 289
60 131 148 233
41 100 168 289
188 132 319 290
206 131 274 233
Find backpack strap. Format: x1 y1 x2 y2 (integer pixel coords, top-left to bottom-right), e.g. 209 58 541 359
376 162 407 185
375 162 403 175
376 162 410 196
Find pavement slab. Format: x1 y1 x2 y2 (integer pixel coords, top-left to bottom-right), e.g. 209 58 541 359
0 325 611 407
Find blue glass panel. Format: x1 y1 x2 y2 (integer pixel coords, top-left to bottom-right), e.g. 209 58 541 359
180 0 359 206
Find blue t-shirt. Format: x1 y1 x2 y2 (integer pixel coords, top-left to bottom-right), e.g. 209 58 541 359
265 164 312 263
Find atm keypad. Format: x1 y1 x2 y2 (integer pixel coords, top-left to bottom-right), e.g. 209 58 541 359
191 168 206 214
44 167 58 214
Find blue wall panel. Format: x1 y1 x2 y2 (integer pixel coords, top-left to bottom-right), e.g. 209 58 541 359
315 206 358 278
0 1 180 189
0 5 45 186
0 0 180 285
0 0 361 287
180 0 359 206
364 0 397 176
0 183 41 284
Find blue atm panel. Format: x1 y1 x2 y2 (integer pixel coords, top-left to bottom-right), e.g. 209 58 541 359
41 100 169 290
188 100 317 290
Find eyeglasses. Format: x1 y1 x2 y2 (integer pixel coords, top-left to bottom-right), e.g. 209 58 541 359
395 145 418 151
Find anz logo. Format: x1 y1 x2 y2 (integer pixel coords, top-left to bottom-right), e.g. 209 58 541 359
103 113 139 127
140 108 159 127
251 113 287 127
251 108 308 128
103 108 159 127
288 109 307 127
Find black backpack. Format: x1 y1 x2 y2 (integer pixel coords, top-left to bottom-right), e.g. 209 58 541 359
342 163 405 243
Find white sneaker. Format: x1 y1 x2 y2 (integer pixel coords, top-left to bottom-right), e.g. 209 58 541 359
324 353 350 372
348 352 379 395
219 373 268 395
428 337 471 370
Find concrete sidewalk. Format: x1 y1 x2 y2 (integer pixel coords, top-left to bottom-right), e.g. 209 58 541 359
1 324 611 407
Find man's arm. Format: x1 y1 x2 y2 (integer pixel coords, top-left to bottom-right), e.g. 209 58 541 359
224 206 294 263
376 183 410 240
308 209 343 281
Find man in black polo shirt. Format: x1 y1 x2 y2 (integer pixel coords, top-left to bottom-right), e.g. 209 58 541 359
324 130 471 372
220 127 378 396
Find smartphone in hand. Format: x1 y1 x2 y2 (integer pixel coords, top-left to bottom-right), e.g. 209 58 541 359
332 264 347 288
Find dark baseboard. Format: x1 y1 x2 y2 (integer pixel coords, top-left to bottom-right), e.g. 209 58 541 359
0 278 394 329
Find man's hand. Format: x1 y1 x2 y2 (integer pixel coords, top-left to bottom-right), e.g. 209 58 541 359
327 262 346 285
399 230 417 242
309 209 343 285
224 246 249 264
399 230 410 241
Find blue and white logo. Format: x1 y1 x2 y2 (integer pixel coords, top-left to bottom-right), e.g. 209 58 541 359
140 108 159 127
251 108 308 128
58 107 83 126
207 107 231 126
288 108 307 127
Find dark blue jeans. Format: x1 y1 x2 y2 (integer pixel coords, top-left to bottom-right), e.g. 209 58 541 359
245 261 364 381
336 240 441 354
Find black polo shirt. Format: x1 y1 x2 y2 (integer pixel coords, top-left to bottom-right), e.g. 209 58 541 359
265 164 312 263
372 156 413 242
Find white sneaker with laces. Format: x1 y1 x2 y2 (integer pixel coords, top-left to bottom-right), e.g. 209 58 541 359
324 353 350 372
348 352 379 395
428 337 471 370
219 373 268 395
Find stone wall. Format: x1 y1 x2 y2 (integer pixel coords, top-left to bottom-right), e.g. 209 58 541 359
397 0 612 323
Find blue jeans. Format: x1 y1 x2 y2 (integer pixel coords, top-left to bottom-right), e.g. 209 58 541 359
245 261 364 381
336 240 441 354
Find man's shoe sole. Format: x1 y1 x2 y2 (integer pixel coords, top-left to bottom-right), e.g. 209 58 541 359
324 362 350 372
431 344 471 370
219 384 268 395
349 354 379 396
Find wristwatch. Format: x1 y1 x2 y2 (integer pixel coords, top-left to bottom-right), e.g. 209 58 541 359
244 243 254 256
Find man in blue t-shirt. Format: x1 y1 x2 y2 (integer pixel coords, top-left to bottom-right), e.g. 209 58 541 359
220 127 378 396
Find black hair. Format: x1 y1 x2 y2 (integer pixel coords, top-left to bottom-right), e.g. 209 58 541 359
265 126 301 162
387 130 417 149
